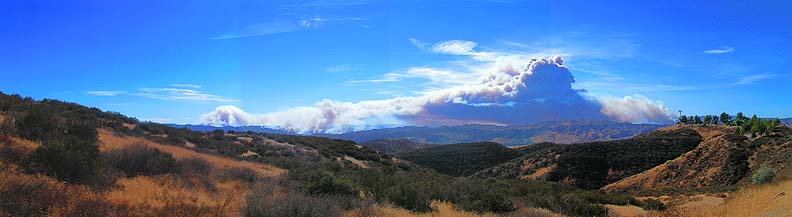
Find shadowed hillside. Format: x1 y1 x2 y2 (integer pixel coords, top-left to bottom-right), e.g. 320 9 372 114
396 142 524 176
475 128 703 189
603 125 792 195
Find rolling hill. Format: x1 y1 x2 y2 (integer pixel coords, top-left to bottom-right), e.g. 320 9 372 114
474 128 703 189
396 142 524 176
603 125 792 194
328 120 665 145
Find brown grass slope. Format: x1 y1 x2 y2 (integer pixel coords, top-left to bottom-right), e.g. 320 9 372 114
603 125 792 194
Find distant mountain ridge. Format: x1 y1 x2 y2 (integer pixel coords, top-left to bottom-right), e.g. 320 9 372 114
166 124 293 134
327 120 666 146
169 120 666 146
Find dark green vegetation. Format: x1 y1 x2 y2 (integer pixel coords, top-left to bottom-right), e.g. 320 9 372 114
680 112 783 136
360 138 432 154
476 129 703 189
396 142 523 176
0 92 648 216
513 142 558 155
326 120 664 145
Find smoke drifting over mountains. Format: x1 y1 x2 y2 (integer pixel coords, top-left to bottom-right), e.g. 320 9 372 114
202 54 672 134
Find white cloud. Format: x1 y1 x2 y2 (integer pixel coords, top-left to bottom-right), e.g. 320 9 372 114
212 17 367 40
409 38 428 49
704 46 735 54
86 90 124 96
596 95 671 123
171 83 203 89
733 74 775 85
203 49 673 133
430 40 496 61
135 84 236 103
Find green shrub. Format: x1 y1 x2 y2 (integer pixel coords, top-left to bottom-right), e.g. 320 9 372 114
177 157 213 176
641 198 666 210
752 166 775 184
30 140 100 184
300 170 358 197
221 167 260 183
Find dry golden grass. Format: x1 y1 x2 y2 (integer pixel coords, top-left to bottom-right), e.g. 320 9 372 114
651 180 792 217
345 201 564 217
105 175 248 217
98 129 284 177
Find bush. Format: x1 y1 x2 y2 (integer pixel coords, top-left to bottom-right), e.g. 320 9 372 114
30 140 100 183
641 198 666 210
221 167 260 183
244 184 343 217
752 166 775 184
177 157 213 176
300 170 358 197
104 144 180 177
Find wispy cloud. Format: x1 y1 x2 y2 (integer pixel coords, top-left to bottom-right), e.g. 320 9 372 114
430 40 496 61
211 17 367 40
136 86 236 103
734 74 775 85
325 64 364 73
704 46 735 54
86 90 124 96
409 38 428 49
86 84 235 103
171 83 203 89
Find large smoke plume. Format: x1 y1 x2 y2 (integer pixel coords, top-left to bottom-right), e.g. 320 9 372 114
201 55 673 134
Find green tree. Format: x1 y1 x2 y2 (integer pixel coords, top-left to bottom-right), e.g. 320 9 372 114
720 112 731 125
693 115 702 124
679 115 688 124
703 115 711 126
733 112 745 126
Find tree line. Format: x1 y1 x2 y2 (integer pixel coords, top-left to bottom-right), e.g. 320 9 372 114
679 112 783 136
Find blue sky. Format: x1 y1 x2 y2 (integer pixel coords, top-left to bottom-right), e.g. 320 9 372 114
2 0 791 132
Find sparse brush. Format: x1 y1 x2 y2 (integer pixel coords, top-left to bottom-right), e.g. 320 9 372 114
104 143 180 177
244 183 344 217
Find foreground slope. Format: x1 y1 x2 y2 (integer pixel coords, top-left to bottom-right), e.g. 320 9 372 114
396 142 524 176
475 128 702 189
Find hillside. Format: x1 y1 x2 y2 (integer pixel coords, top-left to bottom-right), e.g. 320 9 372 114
603 125 792 194
396 142 525 176
783 118 792 127
475 128 702 189
0 92 645 216
360 138 433 154
328 120 665 145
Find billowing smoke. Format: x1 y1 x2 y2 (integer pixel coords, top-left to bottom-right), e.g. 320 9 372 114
201 56 673 134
